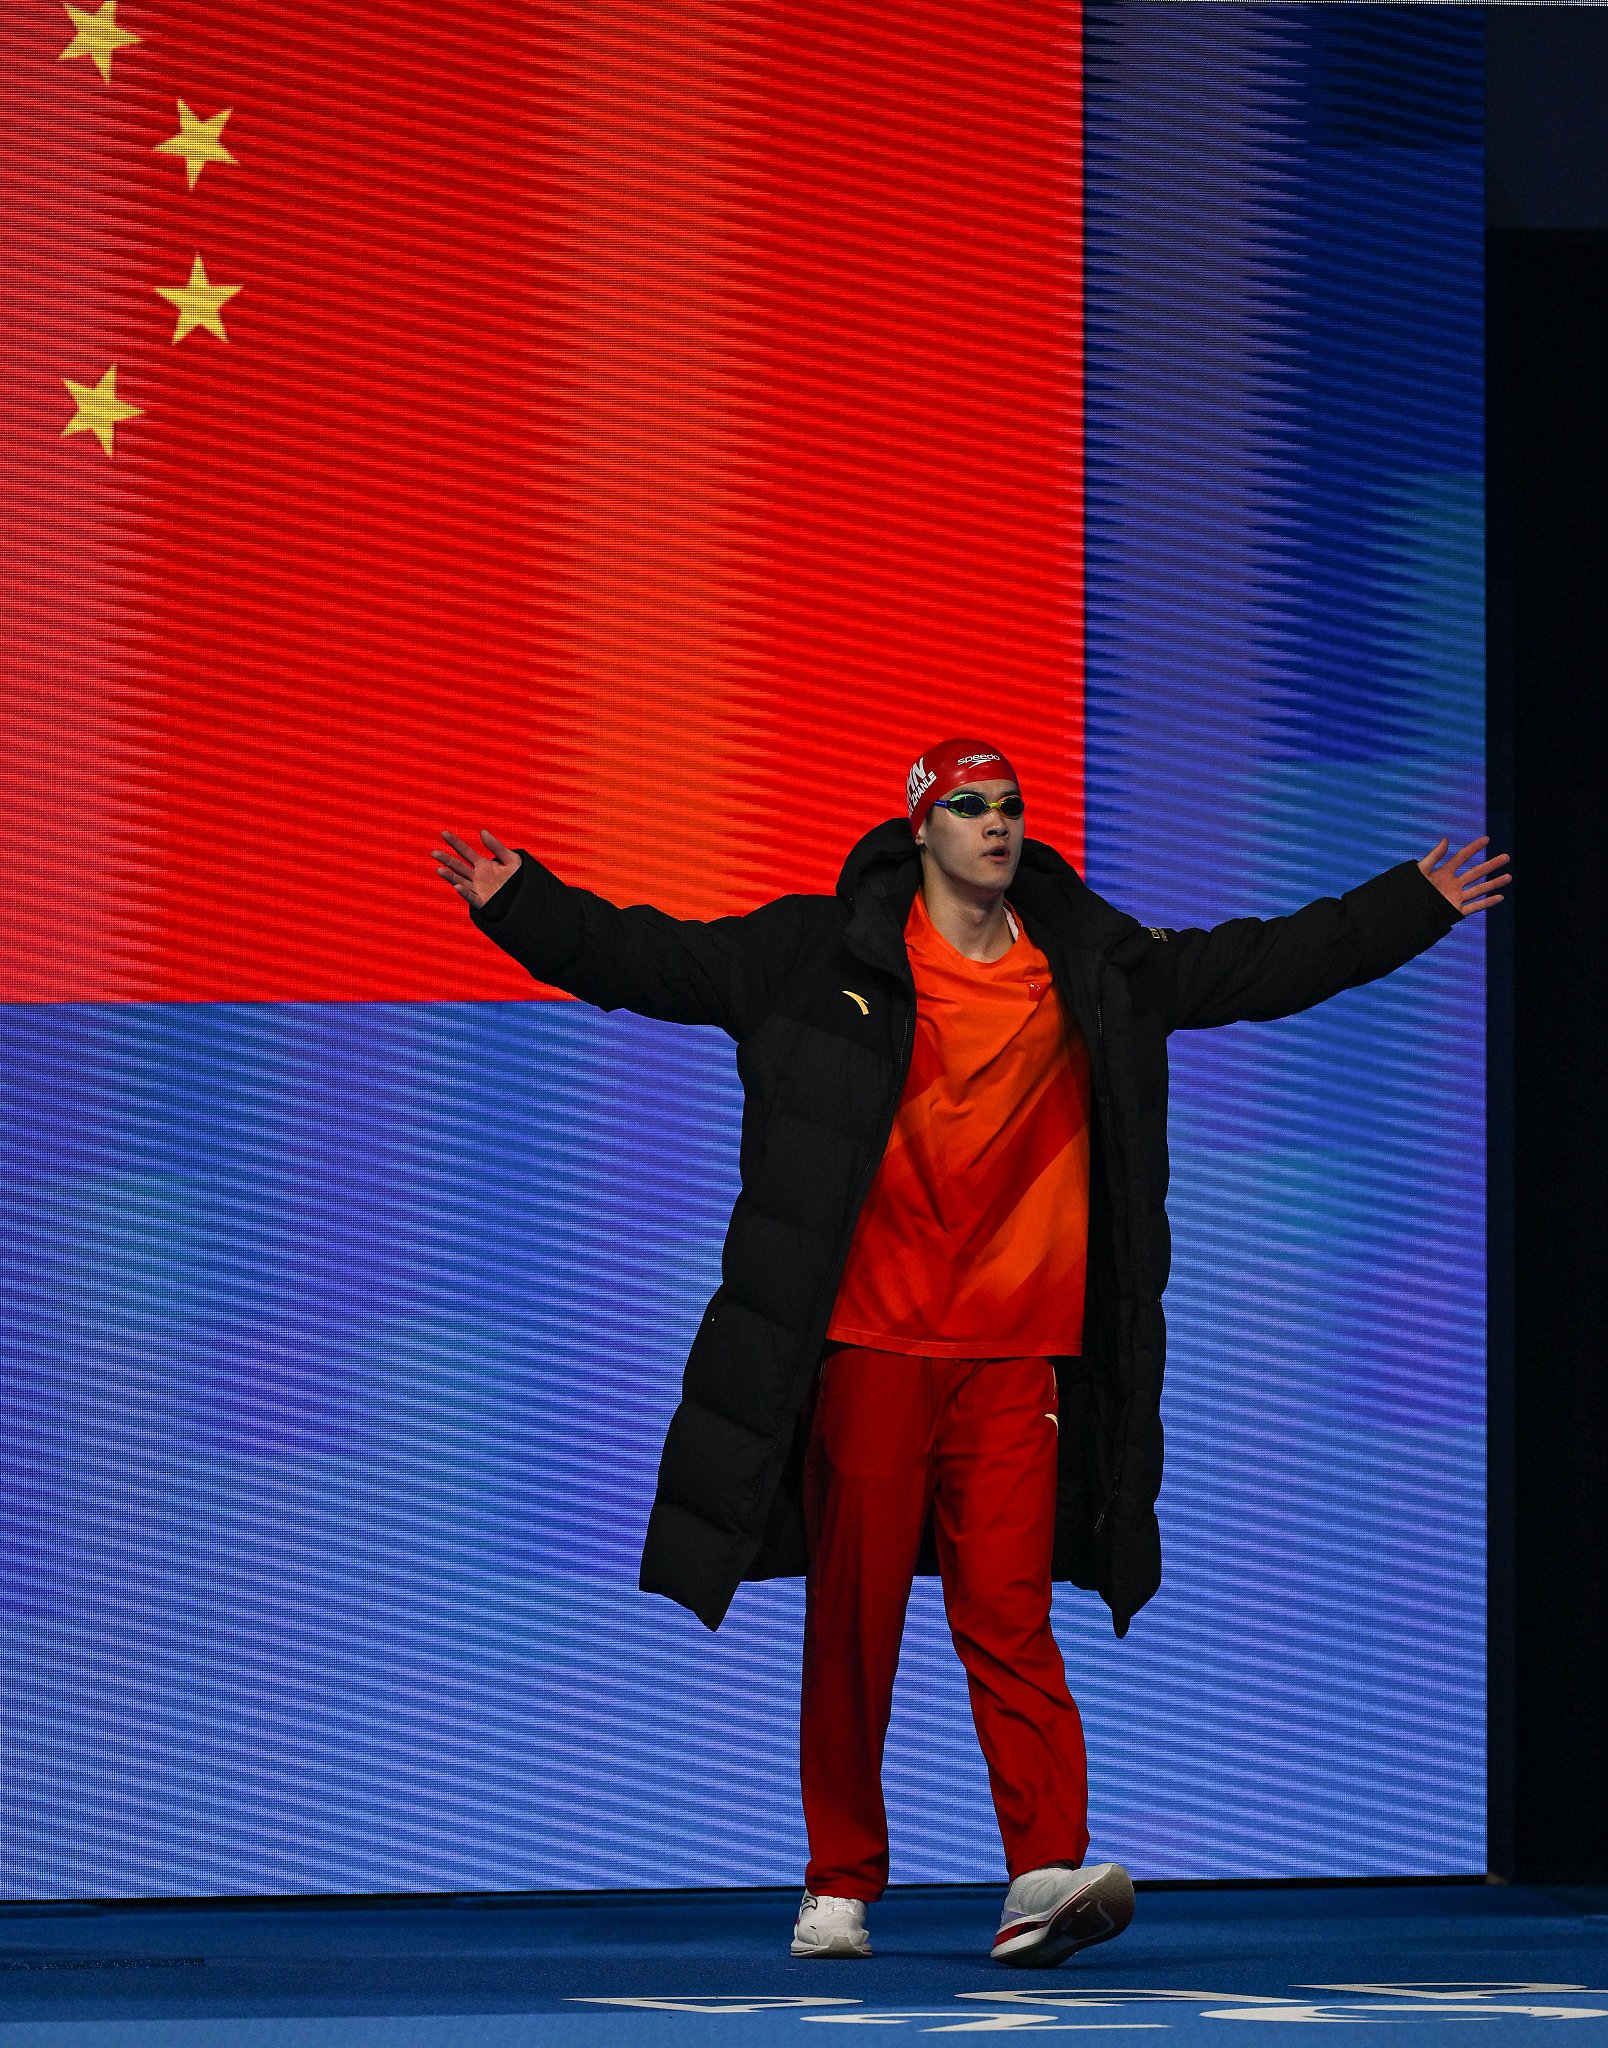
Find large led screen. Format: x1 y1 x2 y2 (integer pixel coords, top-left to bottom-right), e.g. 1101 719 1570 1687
0 2 1483 1894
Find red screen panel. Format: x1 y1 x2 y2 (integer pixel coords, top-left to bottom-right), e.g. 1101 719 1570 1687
2 0 1083 1002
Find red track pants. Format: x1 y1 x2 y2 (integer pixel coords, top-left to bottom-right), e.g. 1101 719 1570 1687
800 1341 1091 1901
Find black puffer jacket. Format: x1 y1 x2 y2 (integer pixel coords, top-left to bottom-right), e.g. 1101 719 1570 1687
470 819 1462 1636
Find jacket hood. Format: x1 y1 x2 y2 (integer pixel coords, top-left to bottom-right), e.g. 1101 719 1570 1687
836 815 1143 971
834 815 934 898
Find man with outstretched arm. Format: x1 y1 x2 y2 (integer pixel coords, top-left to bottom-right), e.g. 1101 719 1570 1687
432 740 1508 1966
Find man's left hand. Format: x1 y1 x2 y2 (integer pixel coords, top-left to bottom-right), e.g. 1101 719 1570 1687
1419 834 1512 916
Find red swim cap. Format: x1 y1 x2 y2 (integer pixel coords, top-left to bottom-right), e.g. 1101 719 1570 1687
905 739 1020 838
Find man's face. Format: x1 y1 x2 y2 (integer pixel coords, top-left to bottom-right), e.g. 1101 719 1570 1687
915 777 1024 892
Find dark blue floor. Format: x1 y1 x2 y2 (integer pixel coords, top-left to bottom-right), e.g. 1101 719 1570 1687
2 1883 1606 2045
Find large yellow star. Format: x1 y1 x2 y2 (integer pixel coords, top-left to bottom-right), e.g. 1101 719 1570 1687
154 100 237 190
59 0 141 84
155 254 243 343
61 365 142 458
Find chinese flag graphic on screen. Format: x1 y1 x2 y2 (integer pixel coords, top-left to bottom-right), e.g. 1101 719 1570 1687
2 0 1084 1003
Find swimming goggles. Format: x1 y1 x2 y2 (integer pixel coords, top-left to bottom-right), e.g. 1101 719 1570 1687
932 790 1024 820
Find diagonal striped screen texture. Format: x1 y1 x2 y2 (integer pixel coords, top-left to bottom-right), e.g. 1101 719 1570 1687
0 2 1483 1894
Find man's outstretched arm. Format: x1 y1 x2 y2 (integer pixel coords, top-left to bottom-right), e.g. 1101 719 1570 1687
1157 834 1511 1034
432 827 801 1039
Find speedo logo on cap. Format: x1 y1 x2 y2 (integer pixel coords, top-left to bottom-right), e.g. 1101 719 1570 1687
957 752 1002 769
906 756 936 811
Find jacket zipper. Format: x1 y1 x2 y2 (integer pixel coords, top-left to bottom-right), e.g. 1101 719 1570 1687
1091 958 1121 1542
1095 980 1111 1132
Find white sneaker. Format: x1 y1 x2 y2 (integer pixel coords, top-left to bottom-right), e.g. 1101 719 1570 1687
791 1888 873 1958
992 1861 1134 1967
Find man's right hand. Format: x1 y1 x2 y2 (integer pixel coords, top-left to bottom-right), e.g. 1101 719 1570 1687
433 828 522 910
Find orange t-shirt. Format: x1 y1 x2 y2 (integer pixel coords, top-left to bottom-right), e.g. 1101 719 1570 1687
826 887 1092 1358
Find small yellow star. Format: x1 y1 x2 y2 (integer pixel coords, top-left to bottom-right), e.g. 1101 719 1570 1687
154 99 237 191
61 365 142 458
155 254 242 343
59 0 141 84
